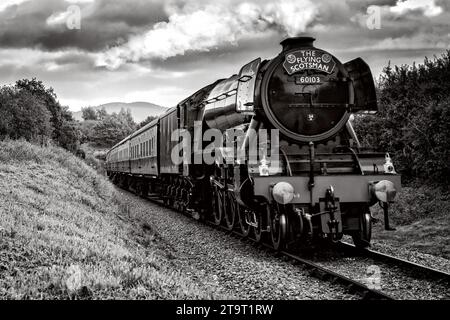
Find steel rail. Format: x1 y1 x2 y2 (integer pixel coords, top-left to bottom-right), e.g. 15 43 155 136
338 242 450 283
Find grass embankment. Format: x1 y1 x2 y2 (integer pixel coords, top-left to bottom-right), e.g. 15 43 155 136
79 142 108 175
372 185 450 259
0 140 214 299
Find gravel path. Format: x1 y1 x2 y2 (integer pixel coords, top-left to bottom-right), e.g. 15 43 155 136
116 188 355 300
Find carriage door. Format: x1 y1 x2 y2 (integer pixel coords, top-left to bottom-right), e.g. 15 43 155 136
178 103 190 176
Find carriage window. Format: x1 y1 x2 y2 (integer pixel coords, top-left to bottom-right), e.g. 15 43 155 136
150 137 153 156
152 137 155 155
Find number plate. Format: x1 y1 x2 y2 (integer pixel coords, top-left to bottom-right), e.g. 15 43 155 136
295 75 323 84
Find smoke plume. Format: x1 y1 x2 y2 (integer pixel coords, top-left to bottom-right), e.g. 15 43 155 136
97 0 319 69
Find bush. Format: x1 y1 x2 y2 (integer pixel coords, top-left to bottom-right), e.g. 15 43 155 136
353 51 450 186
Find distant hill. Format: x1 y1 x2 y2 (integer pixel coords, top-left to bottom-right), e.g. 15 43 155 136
72 102 167 122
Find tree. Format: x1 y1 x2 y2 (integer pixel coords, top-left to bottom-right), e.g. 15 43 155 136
15 78 79 147
82 107 98 121
59 120 82 152
79 120 99 143
96 107 108 120
90 108 136 147
0 87 53 143
137 115 157 129
0 86 15 137
1 78 82 151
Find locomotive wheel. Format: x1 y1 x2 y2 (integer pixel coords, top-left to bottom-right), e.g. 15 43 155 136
223 192 236 231
253 212 264 243
164 196 174 208
137 180 148 198
352 212 372 249
238 208 251 237
212 187 223 226
140 184 148 198
270 205 287 250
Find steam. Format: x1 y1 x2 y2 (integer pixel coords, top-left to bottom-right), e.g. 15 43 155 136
96 0 319 69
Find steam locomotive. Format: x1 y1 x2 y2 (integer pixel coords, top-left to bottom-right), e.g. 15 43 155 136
106 37 401 249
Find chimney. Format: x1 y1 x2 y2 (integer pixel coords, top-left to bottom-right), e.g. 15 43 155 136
280 36 316 52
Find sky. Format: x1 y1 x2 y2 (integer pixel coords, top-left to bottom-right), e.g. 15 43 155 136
0 0 449 111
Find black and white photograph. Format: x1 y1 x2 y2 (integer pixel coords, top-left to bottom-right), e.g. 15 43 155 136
0 0 448 310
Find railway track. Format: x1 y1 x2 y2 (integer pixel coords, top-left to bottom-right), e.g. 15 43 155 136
337 242 450 284
142 194 395 300
134 192 449 299
277 249 393 300
222 228 449 300
216 226 394 300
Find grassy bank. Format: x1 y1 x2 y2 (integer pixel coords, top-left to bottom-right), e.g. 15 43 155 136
79 142 108 175
372 185 450 259
0 139 215 299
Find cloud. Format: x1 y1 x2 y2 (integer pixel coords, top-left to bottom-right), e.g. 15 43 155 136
0 0 168 51
46 5 78 26
0 0 28 12
0 0 449 111
96 0 319 69
341 34 450 52
390 0 443 17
